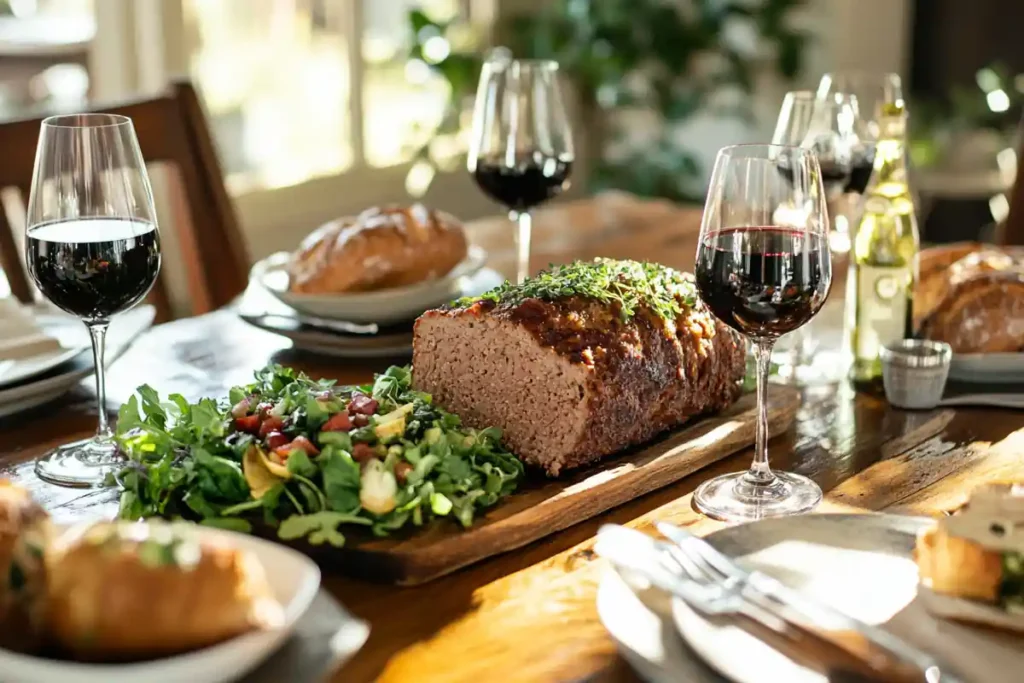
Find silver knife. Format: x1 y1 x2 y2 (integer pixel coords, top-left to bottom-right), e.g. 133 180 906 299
252 313 380 336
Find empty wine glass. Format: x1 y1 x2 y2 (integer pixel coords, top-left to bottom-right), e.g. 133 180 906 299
693 144 832 521
26 114 162 487
771 90 861 385
468 58 574 284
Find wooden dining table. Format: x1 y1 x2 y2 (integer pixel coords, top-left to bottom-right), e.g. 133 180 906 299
2 194 1023 683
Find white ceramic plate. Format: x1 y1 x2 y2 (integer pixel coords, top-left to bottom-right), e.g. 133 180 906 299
0 306 155 418
252 246 488 324
948 352 1024 384
599 513 1024 683
239 267 505 359
0 344 89 390
0 526 331 683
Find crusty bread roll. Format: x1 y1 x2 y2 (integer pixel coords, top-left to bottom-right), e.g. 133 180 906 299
0 480 51 653
288 204 468 294
915 525 1003 603
45 520 282 661
914 242 982 327
917 244 1024 353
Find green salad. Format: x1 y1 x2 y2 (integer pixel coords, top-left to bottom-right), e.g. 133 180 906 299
110 365 525 547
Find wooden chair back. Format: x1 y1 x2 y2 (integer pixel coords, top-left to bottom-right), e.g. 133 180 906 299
0 80 249 321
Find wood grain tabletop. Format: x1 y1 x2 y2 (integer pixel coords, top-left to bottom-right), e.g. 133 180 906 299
1 195 1021 683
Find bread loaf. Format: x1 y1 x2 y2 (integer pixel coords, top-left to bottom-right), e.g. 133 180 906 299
917 244 1024 353
288 204 468 294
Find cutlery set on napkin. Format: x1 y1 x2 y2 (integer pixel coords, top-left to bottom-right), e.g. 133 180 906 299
596 523 959 683
0 298 154 418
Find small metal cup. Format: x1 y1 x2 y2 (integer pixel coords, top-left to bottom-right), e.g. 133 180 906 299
879 339 952 409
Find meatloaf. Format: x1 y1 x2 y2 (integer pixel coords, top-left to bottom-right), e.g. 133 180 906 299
412 259 746 476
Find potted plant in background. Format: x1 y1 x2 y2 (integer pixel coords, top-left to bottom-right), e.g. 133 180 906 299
405 0 809 203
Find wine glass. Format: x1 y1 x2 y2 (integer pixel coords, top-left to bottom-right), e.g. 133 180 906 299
693 144 832 521
468 58 574 284
816 72 904 235
26 114 162 487
771 90 861 385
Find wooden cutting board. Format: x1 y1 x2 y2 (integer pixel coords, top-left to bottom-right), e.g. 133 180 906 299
299 384 801 585
19 385 800 585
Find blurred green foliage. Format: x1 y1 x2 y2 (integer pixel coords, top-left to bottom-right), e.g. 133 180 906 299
909 62 1024 169
408 0 809 203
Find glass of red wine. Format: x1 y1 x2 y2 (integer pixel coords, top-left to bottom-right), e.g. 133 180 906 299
693 144 832 521
468 57 574 284
25 114 162 487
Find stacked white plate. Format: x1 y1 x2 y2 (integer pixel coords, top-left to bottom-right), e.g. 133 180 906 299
0 303 155 419
242 248 504 358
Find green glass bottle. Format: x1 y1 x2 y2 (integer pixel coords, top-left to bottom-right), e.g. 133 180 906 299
846 102 920 387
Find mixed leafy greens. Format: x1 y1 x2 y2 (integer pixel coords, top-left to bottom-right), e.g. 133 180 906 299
110 365 524 547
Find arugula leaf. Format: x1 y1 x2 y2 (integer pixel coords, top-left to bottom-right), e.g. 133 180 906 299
194 448 249 502
277 511 372 547
320 449 361 513
190 399 226 439
200 517 253 533
285 451 318 478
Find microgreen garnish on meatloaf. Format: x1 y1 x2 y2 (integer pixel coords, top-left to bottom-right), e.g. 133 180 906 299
455 258 697 321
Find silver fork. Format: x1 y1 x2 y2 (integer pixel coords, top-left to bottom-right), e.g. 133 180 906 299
656 522 955 683
594 525 789 628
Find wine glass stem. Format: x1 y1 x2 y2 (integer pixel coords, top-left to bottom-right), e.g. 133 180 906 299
745 339 776 486
87 321 112 440
512 210 532 285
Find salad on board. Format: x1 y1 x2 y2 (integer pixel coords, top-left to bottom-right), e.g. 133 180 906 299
110 365 525 547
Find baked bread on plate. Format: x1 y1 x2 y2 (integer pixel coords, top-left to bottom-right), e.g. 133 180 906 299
0 480 51 653
288 204 468 294
44 520 284 661
917 243 1024 353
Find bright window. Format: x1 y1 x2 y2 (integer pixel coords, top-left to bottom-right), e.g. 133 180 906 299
182 0 472 193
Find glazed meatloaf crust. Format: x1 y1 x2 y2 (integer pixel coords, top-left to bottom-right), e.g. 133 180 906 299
412 259 746 476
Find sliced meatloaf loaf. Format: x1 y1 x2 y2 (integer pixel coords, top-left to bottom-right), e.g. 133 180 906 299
412 259 746 476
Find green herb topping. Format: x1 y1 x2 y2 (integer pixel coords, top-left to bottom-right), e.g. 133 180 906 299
456 258 697 322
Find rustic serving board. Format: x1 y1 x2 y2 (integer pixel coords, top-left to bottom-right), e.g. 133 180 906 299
309 384 801 584
14 385 800 585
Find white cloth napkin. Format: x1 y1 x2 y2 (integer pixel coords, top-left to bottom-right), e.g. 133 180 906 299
0 298 62 361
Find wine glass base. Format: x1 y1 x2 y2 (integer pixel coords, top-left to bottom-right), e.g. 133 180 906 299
693 470 822 523
35 436 122 488
775 348 849 387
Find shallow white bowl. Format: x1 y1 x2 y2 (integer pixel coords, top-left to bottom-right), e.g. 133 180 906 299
252 246 488 324
0 527 325 683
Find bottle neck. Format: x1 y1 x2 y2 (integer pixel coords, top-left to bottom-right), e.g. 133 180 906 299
868 113 910 197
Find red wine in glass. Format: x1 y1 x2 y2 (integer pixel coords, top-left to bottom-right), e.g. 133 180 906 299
28 218 161 321
471 153 573 213
844 150 875 195
695 227 832 340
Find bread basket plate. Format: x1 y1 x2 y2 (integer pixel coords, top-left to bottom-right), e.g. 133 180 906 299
252 246 488 324
0 527 363 683
948 352 1024 383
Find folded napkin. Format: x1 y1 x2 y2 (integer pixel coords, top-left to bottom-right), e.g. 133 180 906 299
0 298 63 361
